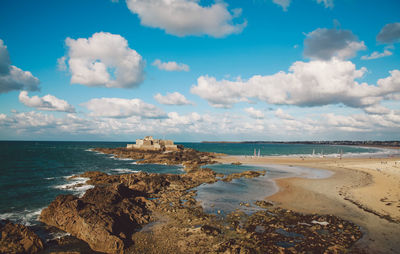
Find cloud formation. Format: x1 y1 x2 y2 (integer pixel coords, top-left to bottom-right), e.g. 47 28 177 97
272 0 291 11
244 107 264 119
2 108 400 141
19 91 75 113
152 59 189 72
154 92 193 105
0 40 40 93
191 59 400 110
275 108 294 120
377 22 400 44
361 48 393 60
125 0 247 37
82 97 165 118
304 28 366 60
316 0 334 8
61 32 145 88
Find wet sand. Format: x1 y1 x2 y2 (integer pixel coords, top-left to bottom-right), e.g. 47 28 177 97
216 155 400 254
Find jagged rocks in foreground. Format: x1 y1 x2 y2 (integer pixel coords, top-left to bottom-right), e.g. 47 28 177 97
39 168 364 253
0 220 43 254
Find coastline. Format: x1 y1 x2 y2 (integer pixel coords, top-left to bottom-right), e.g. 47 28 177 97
216 155 400 253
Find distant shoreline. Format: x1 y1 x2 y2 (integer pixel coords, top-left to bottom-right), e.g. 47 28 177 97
201 140 400 148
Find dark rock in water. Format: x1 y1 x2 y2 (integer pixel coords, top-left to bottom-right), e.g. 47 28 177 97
222 170 265 182
40 183 151 254
255 200 274 208
93 147 219 171
0 220 43 254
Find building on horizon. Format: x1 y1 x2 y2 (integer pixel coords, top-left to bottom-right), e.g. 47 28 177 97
127 136 178 151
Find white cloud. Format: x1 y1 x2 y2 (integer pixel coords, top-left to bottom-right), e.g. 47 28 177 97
154 92 193 105
272 0 291 11
377 22 400 44
275 108 294 120
361 49 393 60
244 107 264 119
363 104 390 115
190 76 248 108
82 97 165 118
304 28 366 60
152 59 189 72
191 59 400 110
62 32 145 88
57 56 67 71
19 91 76 113
316 0 334 8
125 0 247 37
0 39 40 93
1 108 400 140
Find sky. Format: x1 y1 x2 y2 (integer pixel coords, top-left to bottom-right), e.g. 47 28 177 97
0 0 399 142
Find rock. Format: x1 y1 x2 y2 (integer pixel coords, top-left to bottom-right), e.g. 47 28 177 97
255 200 274 208
40 183 150 254
0 220 43 254
223 170 265 182
201 225 221 236
93 147 219 172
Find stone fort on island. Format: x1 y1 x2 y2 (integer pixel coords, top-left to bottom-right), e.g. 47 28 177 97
127 136 178 151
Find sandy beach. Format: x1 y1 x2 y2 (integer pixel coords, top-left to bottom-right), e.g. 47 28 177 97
217 155 400 254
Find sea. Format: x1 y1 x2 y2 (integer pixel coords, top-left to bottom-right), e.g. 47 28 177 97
0 141 397 228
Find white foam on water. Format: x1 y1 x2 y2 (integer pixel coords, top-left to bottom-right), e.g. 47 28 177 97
49 231 71 240
111 168 140 174
112 157 134 161
0 208 44 226
53 176 94 197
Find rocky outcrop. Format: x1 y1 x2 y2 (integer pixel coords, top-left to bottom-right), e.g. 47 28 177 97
40 166 363 253
0 220 43 254
222 170 265 182
40 183 152 254
94 147 219 171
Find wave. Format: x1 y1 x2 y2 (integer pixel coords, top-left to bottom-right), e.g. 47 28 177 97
110 168 140 174
0 208 44 226
111 156 135 161
53 176 94 197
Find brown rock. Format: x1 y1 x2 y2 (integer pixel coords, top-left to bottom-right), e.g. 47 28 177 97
0 220 43 254
40 183 150 254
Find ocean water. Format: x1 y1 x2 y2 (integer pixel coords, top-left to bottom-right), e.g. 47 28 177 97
0 141 183 225
0 141 394 226
180 142 392 157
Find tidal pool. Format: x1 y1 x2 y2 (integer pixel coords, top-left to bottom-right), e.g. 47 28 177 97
195 164 333 215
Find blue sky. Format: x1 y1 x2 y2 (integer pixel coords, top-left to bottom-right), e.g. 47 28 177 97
0 0 399 141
